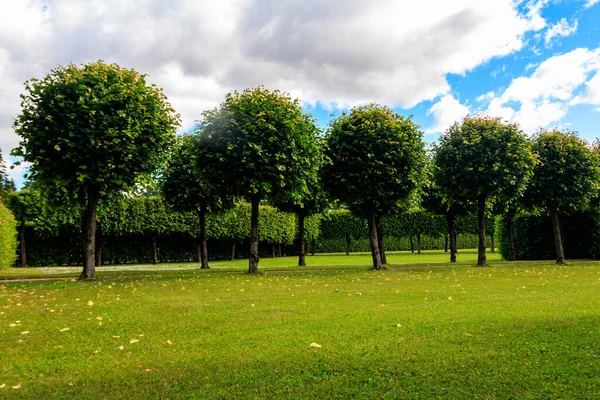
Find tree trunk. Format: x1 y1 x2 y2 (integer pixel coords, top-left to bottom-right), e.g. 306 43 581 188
410 236 414 253
95 228 103 267
248 196 260 274
444 234 448 253
367 211 382 270
446 215 456 263
551 208 565 264
230 241 236 261
417 233 422 254
278 243 282 257
506 214 516 261
19 221 26 268
271 244 276 258
477 197 487 266
491 231 495 253
454 231 458 253
152 235 158 265
375 216 387 265
195 240 201 263
80 187 99 280
199 206 209 269
298 210 306 266
345 232 351 255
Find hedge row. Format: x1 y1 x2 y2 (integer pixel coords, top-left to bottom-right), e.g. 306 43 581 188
496 209 600 260
0 201 16 268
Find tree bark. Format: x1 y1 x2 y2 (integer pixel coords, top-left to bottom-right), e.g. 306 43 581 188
152 235 158 265
278 243 282 257
446 215 456 263
417 232 422 254
80 187 99 280
477 197 487 266
375 216 387 264
345 232 351 255
506 214 516 261
409 236 414 253
454 231 458 253
195 240 201 263
271 244 276 258
444 234 448 253
199 206 209 269
551 208 565 264
95 228 103 267
19 222 26 268
367 211 382 269
248 196 260 274
230 241 236 261
298 210 306 266
491 231 495 253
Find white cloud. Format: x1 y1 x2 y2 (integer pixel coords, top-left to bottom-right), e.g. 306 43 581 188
426 94 470 133
485 47 600 132
544 18 578 46
0 0 548 158
584 0 599 9
476 91 495 102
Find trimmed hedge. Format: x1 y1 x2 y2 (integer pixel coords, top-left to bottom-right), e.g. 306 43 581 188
496 209 600 260
0 201 17 268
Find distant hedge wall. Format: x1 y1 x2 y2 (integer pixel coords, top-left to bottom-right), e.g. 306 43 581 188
496 210 600 260
0 201 16 269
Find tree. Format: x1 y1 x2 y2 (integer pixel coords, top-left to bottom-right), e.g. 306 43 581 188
0 149 16 201
162 134 229 269
322 104 425 269
197 87 320 274
273 138 328 266
524 130 599 264
433 115 535 266
12 61 180 279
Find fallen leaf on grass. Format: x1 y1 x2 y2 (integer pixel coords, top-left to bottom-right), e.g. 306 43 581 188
20 331 29 335
129 339 139 344
55 345 63 349
136 365 142 369
166 340 172 345
118 346 124 351
68 383 73 387
144 369 151 372
112 335 120 338
463 333 472 337
95 316 103 321
91 349 100 355
60 328 70 332
309 342 322 348
0 384 5 389
11 384 21 390
8 323 16 327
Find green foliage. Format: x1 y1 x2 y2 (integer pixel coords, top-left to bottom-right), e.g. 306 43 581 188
0 148 15 202
0 201 17 268
12 60 180 202
322 104 425 215
198 87 320 203
525 130 599 214
320 210 368 239
433 115 535 206
497 209 600 260
162 134 228 213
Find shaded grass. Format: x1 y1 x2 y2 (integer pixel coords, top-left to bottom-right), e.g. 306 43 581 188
0 249 503 279
1 257 600 398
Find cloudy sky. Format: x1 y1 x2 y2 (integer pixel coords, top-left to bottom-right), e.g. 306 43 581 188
1 0 600 186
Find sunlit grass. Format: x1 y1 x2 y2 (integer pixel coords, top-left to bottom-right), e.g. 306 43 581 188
1 256 600 398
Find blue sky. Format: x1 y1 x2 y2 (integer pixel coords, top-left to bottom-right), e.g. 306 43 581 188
1 0 600 187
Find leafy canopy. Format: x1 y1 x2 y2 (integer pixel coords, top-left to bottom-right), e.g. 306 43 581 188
525 130 599 213
433 115 535 204
12 60 180 200
197 87 320 203
322 103 425 214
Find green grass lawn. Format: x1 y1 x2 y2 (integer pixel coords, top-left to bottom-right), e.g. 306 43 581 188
2 251 600 398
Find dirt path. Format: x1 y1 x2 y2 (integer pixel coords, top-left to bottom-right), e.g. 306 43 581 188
0 276 78 283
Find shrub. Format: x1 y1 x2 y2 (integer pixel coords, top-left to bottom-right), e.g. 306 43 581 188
0 201 17 268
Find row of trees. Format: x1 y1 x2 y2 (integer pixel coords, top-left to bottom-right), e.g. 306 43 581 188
7 60 599 278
